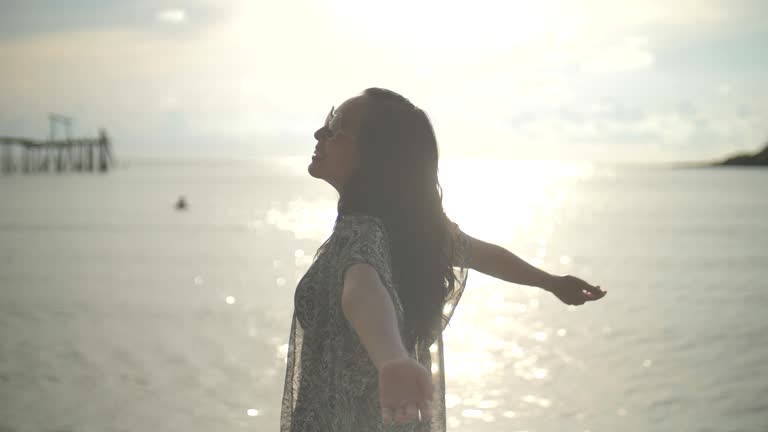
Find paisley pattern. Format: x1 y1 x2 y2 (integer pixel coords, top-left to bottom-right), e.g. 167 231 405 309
281 213 472 432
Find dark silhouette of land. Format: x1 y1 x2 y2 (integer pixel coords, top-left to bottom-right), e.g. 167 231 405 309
716 141 768 166
669 139 768 169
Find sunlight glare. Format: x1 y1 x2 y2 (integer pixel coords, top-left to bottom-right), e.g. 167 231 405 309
438 159 593 245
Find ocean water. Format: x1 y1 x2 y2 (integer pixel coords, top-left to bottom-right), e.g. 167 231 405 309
0 158 766 432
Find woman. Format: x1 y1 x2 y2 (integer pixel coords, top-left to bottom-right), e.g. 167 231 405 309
280 88 606 432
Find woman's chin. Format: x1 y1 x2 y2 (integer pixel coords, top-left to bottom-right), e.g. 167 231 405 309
307 161 321 178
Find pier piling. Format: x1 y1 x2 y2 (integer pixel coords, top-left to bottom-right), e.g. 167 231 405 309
0 131 114 174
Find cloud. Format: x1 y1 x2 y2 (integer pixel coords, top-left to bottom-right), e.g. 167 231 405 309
581 37 655 73
156 9 187 24
0 1 223 39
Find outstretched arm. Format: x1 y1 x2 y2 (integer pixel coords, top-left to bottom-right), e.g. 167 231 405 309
468 235 556 288
341 263 434 425
467 235 607 305
341 263 408 367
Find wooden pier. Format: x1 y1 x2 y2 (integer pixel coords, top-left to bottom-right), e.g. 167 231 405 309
1 115 114 174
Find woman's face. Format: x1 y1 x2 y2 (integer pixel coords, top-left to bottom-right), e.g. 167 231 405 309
308 96 365 192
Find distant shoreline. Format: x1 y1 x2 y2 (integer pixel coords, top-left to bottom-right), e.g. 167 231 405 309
713 142 768 167
671 142 768 168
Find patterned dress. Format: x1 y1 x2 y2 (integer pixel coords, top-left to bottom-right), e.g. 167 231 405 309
280 213 472 432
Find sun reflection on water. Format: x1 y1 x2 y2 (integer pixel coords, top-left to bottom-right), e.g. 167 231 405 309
264 198 337 241
433 159 595 426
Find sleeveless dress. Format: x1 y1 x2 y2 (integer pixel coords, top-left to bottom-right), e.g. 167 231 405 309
280 213 472 432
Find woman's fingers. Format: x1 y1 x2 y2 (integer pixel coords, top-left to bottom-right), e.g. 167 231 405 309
383 401 431 425
552 276 606 305
402 404 419 422
579 280 604 296
378 357 436 425
574 278 605 303
586 290 607 301
418 399 433 421
381 406 394 425
583 286 607 302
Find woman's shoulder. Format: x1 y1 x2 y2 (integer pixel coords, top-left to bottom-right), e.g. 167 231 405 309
334 213 388 242
336 212 385 230
336 212 455 235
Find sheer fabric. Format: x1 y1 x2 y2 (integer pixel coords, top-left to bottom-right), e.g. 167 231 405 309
280 213 472 431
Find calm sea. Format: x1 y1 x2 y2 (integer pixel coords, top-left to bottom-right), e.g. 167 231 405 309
1 158 766 432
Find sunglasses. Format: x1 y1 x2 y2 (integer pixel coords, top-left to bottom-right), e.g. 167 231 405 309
321 106 356 140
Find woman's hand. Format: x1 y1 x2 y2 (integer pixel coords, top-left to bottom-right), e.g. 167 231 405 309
377 356 434 426
546 274 607 305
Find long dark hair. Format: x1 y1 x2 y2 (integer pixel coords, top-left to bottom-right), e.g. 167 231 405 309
319 87 461 349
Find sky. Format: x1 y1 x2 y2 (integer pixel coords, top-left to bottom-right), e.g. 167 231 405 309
0 0 766 163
